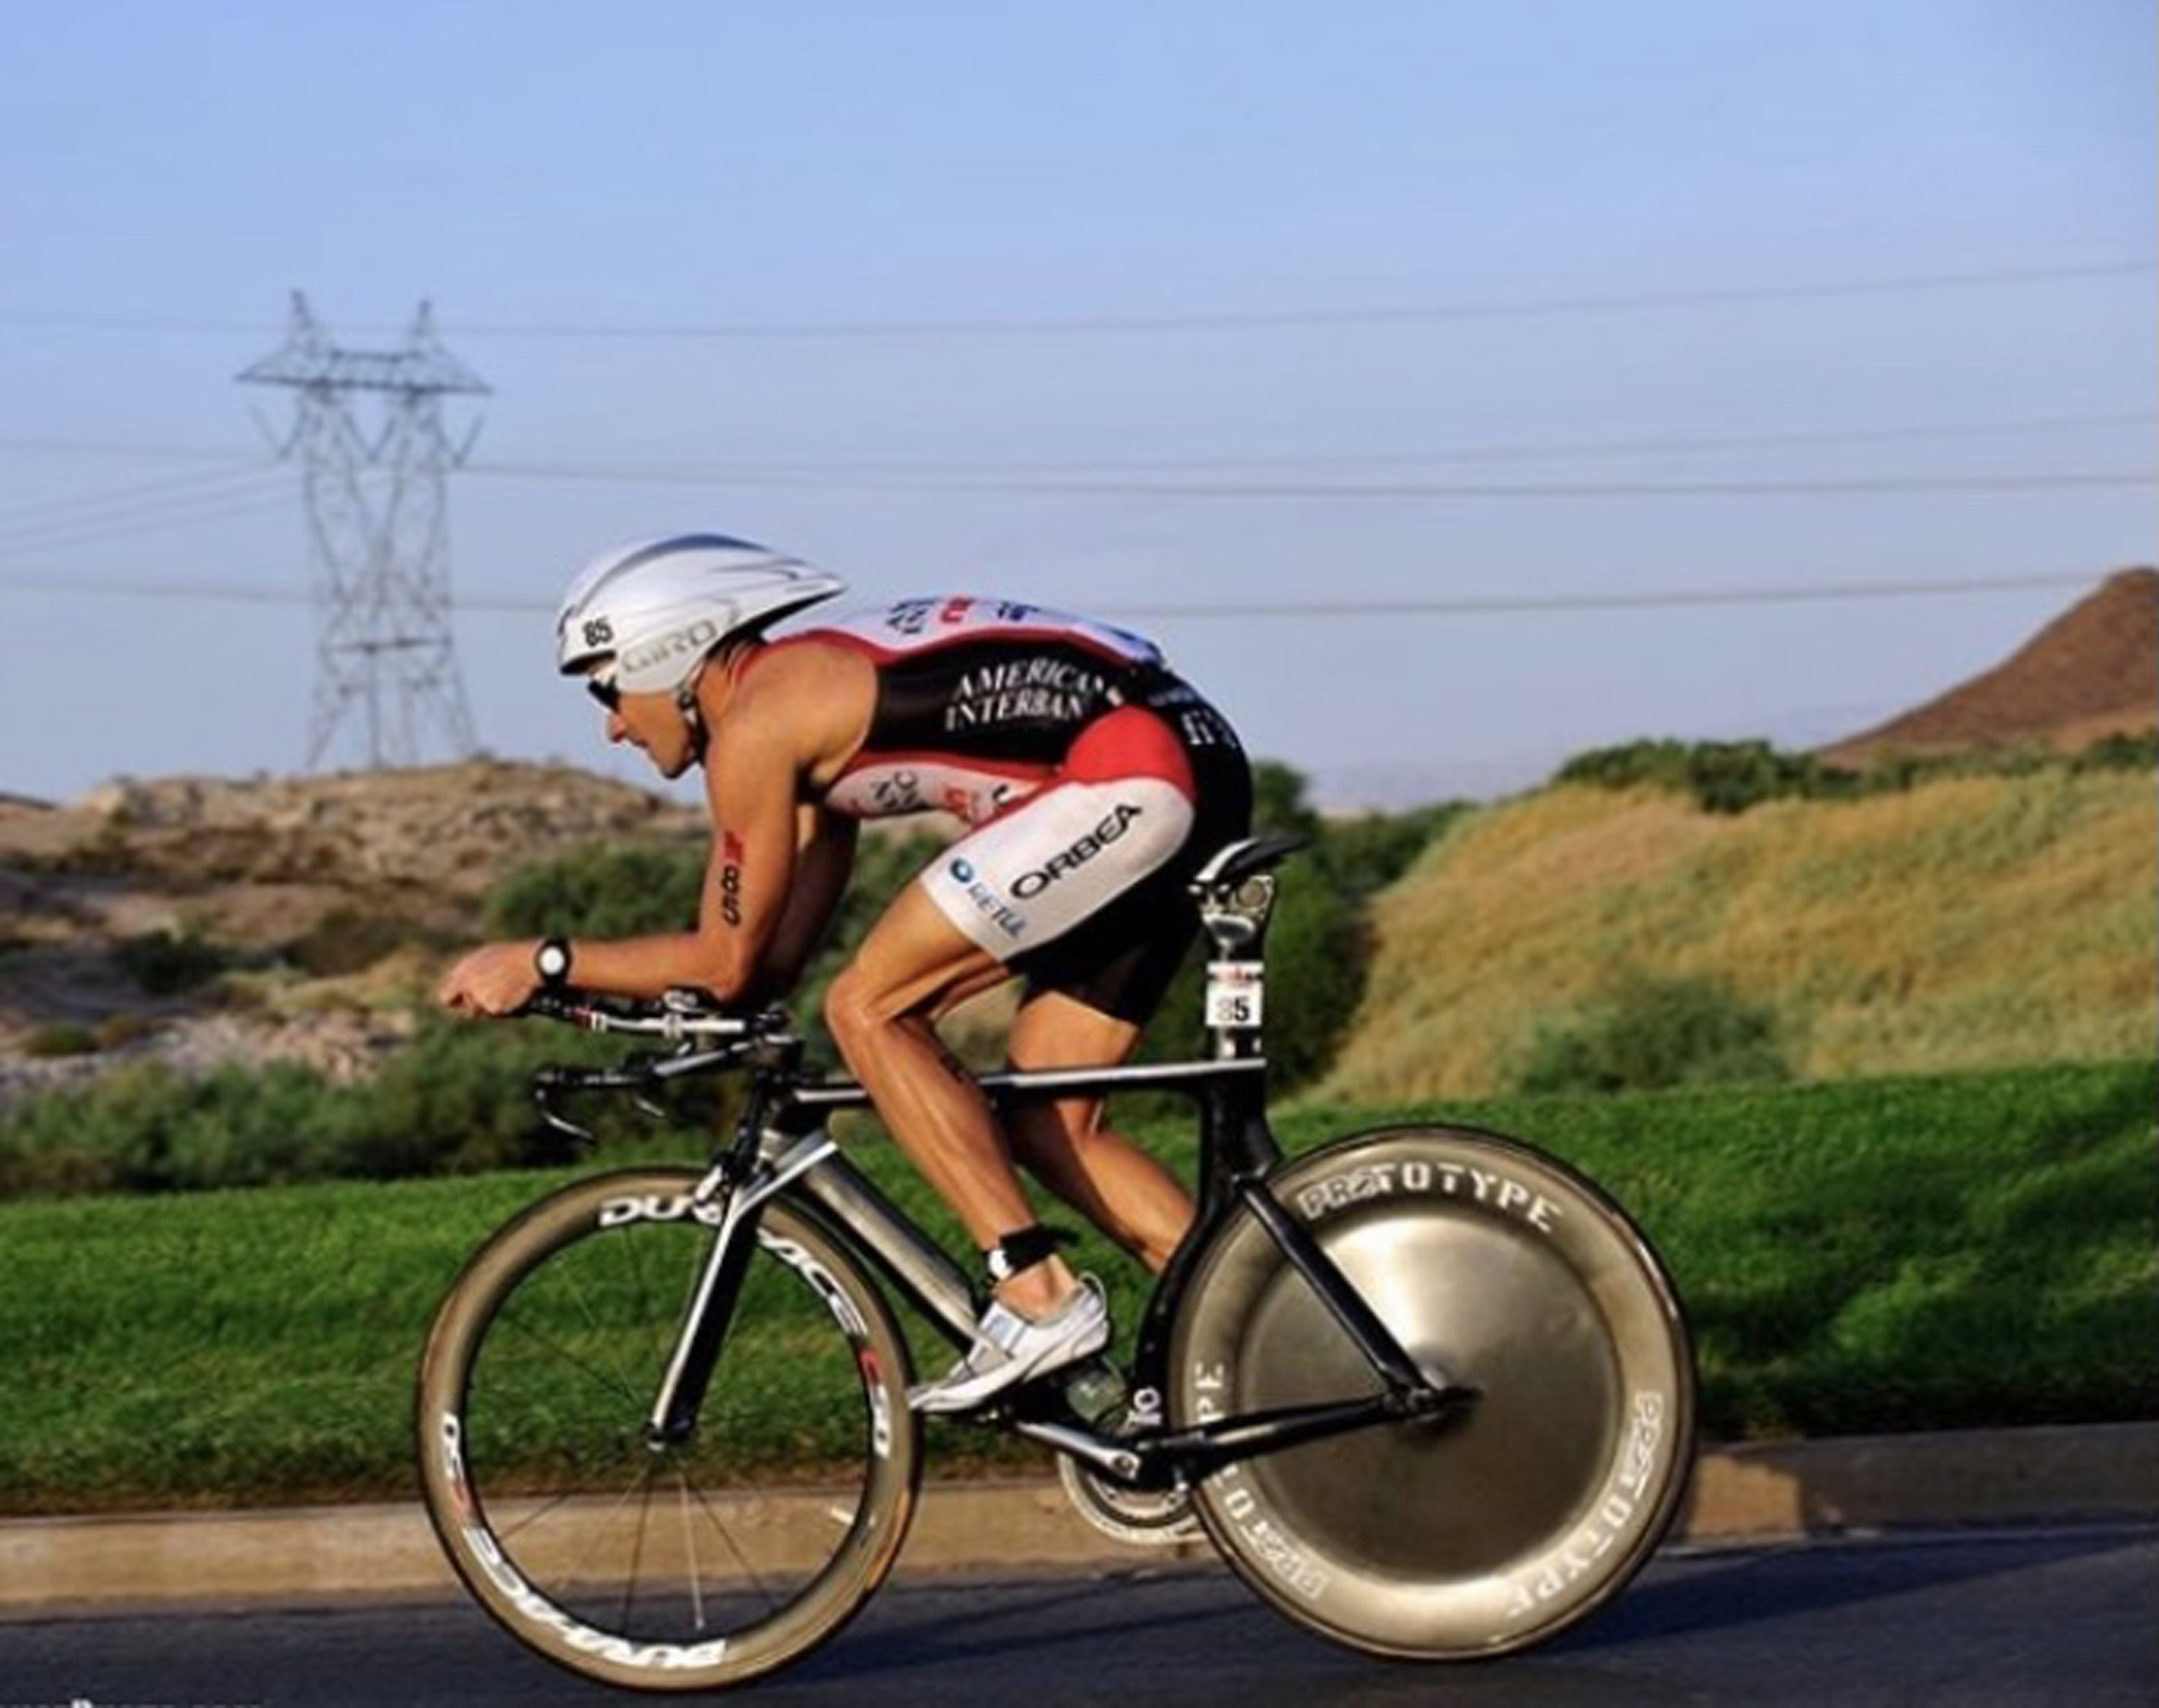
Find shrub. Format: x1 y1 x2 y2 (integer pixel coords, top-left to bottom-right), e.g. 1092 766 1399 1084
284 905 436 978
1519 971 1791 1094
114 929 231 996
1316 800 1471 898
334 1013 676 1177
2070 730 2159 772
484 843 706 939
1556 731 2157 814
1553 739 1844 814
22 1024 100 1059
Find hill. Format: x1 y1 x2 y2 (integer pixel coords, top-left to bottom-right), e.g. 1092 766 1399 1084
1315 769 2156 1102
1819 567 2158 767
0 761 702 1101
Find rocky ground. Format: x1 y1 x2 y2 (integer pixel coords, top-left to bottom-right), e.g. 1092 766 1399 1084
0 759 702 1108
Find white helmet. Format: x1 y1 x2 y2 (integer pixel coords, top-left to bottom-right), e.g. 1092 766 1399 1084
555 534 847 697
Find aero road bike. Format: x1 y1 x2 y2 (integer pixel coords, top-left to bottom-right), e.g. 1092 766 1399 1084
416 834 1697 1691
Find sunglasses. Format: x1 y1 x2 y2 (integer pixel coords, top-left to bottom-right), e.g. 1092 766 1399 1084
586 667 622 711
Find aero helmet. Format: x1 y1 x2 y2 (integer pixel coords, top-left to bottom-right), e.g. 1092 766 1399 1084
555 535 847 697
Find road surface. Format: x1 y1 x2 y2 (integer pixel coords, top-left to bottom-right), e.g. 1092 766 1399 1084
2 1526 2151 1706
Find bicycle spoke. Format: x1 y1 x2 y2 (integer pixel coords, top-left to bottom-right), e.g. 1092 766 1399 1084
554 1243 658 1404
493 1484 586 1546
674 1469 709 1633
682 1467 786 1613
617 1470 657 1635
522 1461 663 1607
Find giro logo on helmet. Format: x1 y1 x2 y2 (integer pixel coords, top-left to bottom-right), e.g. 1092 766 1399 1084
619 619 722 680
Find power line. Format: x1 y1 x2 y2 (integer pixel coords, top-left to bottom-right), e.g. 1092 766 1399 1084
0 411 2144 559
454 259 2159 341
0 468 289 551
0 567 2110 619
1097 571 2116 619
1 407 2144 488
460 464 2150 500
0 259 2146 343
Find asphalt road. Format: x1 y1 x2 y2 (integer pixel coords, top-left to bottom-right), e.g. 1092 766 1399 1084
3 1527 2152 1708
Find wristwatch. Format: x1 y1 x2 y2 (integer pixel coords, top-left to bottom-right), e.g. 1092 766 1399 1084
534 937 574 991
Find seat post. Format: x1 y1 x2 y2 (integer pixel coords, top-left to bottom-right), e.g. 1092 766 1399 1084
1191 838 1300 1061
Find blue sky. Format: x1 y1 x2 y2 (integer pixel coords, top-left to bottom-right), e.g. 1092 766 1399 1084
2 1 2151 806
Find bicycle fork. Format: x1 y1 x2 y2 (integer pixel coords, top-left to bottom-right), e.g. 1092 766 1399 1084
641 1135 845 1448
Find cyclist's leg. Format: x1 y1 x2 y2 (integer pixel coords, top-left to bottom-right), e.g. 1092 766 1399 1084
1005 990 1195 1273
993 709 1243 1273
823 888 1085 1317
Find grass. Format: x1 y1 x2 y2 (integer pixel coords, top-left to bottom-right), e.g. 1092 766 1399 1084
0 1058 2150 1515
1322 770 2157 1099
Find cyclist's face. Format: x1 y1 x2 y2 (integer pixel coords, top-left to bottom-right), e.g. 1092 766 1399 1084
596 677 700 779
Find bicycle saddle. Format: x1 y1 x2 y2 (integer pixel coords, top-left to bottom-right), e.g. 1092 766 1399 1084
1191 833 1308 892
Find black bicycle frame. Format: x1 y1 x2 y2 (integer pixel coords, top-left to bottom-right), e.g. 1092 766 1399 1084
602 831 1465 1482
638 1049 1467 1487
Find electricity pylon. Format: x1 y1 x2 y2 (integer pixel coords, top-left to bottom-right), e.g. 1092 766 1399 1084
239 292 488 769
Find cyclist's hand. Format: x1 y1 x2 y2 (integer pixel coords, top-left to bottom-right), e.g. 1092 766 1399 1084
436 942 541 1017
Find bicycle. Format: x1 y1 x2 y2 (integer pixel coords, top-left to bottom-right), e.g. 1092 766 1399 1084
416 834 1697 1692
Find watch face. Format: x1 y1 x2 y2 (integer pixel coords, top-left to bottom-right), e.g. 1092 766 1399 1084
537 941 571 981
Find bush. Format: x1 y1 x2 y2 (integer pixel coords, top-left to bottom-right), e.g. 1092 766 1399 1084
1519 971 1791 1094
21 1024 99 1060
1556 731 2157 814
2070 730 2159 772
1553 739 1846 814
1316 800 1470 898
114 929 231 996
485 843 707 939
284 905 436 978
0 1019 695 1200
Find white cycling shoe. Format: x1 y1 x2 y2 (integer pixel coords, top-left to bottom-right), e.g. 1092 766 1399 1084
909 1276 1112 1414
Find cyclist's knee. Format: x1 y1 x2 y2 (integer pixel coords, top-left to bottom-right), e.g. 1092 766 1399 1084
823 964 899 1060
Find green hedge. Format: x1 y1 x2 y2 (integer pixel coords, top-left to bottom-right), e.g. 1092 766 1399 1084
1553 731 2158 814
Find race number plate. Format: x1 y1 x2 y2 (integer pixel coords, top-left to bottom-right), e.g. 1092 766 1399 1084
1205 962 1264 1030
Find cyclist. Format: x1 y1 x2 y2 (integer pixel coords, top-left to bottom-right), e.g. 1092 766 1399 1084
437 534 1252 1412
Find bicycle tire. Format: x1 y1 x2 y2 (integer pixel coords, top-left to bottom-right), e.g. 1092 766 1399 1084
1170 1126 1694 1659
417 1167 921 1693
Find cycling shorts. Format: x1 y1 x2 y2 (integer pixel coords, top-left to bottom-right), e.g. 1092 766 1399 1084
917 705 1252 1023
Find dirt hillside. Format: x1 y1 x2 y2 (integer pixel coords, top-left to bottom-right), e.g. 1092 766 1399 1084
0 760 702 1101
1818 567 2158 767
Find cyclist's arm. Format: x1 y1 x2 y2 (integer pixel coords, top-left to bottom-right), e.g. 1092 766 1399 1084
548 683 810 1004
746 804 859 1000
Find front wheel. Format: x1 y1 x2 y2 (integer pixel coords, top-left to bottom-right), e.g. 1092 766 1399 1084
1171 1126 1694 1659
417 1168 921 1693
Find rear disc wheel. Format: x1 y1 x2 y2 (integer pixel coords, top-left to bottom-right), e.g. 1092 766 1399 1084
1171 1126 1694 1658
